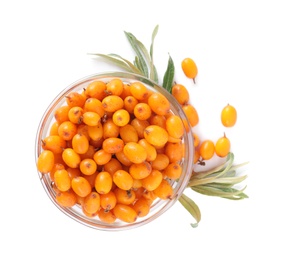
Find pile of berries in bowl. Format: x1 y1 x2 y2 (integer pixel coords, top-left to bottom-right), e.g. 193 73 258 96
35 71 194 231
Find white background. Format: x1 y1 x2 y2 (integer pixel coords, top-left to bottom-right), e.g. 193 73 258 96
1 0 281 259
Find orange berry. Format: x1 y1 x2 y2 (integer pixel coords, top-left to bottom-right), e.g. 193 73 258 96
114 188 136 205
62 148 81 168
54 169 71 192
83 98 105 117
112 109 130 127
119 124 139 143
113 204 137 223
58 121 78 141
113 170 133 190
79 158 97 175
165 142 184 163
56 189 77 207
102 95 124 112
151 153 170 171
144 125 169 148
102 137 124 154
66 92 85 108
85 80 107 100
37 150 55 174
165 115 185 139
123 142 147 164
215 133 231 157
129 82 149 100
181 57 198 83
106 78 124 96
41 135 66 154
221 104 237 127
134 103 152 120
82 111 101 126
141 169 163 191
124 95 138 114
138 139 157 162
100 191 117 211
172 84 189 105
72 133 89 154
54 105 70 124
153 179 174 199
95 171 113 194
83 191 101 214
182 104 199 127
71 176 92 197
199 140 215 160
98 209 117 223
93 149 112 165
148 92 170 116
132 198 150 217
68 106 84 124
129 161 152 179
163 162 182 180
130 118 150 139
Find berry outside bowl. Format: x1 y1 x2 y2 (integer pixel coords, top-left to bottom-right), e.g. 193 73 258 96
35 71 194 231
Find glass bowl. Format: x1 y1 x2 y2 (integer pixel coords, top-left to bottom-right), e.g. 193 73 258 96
35 71 194 231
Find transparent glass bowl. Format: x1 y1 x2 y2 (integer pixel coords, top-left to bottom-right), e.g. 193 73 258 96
35 72 194 231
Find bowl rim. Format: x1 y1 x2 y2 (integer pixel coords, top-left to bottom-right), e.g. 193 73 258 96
35 71 194 231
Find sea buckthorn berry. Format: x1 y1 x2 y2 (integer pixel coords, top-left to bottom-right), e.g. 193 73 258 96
165 115 185 139
83 191 101 214
119 125 138 144
113 170 133 190
113 204 137 223
83 171 98 188
102 95 124 112
103 158 123 175
182 104 199 127
102 118 120 139
153 179 174 200
66 92 85 108
58 121 78 141
134 103 152 120
41 135 66 154
172 84 189 105
165 142 184 163
215 133 231 157
130 118 150 139
142 190 157 204
49 121 59 135
120 83 132 99
62 148 81 168
88 122 103 141
83 98 105 117
56 189 77 207
221 104 237 127
112 109 130 127
138 139 157 162
79 158 97 175
82 111 101 126
50 163 65 181
71 176 92 197
129 161 152 180
163 162 182 180
102 137 124 154
129 82 149 100
199 140 215 160
95 171 113 194
181 57 198 83
141 169 163 191
115 150 133 167
72 133 89 154
85 80 107 100
100 191 117 211
124 95 139 114
151 153 170 170
132 178 142 189
98 208 117 223
149 114 166 128
114 188 136 205
144 125 169 148
54 169 71 192
37 150 55 174
106 78 124 96
54 105 70 124
132 198 150 217
148 92 170 116
93 149 112 165
68 106 84 124
123 142 147 164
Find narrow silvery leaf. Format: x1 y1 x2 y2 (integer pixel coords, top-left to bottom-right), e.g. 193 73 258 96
162 54 175 93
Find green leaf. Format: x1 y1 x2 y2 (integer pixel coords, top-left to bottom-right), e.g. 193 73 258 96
178 194 201 227
124 31 149 77
149 25 159 82
107 54 143 74
162 54 175 93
